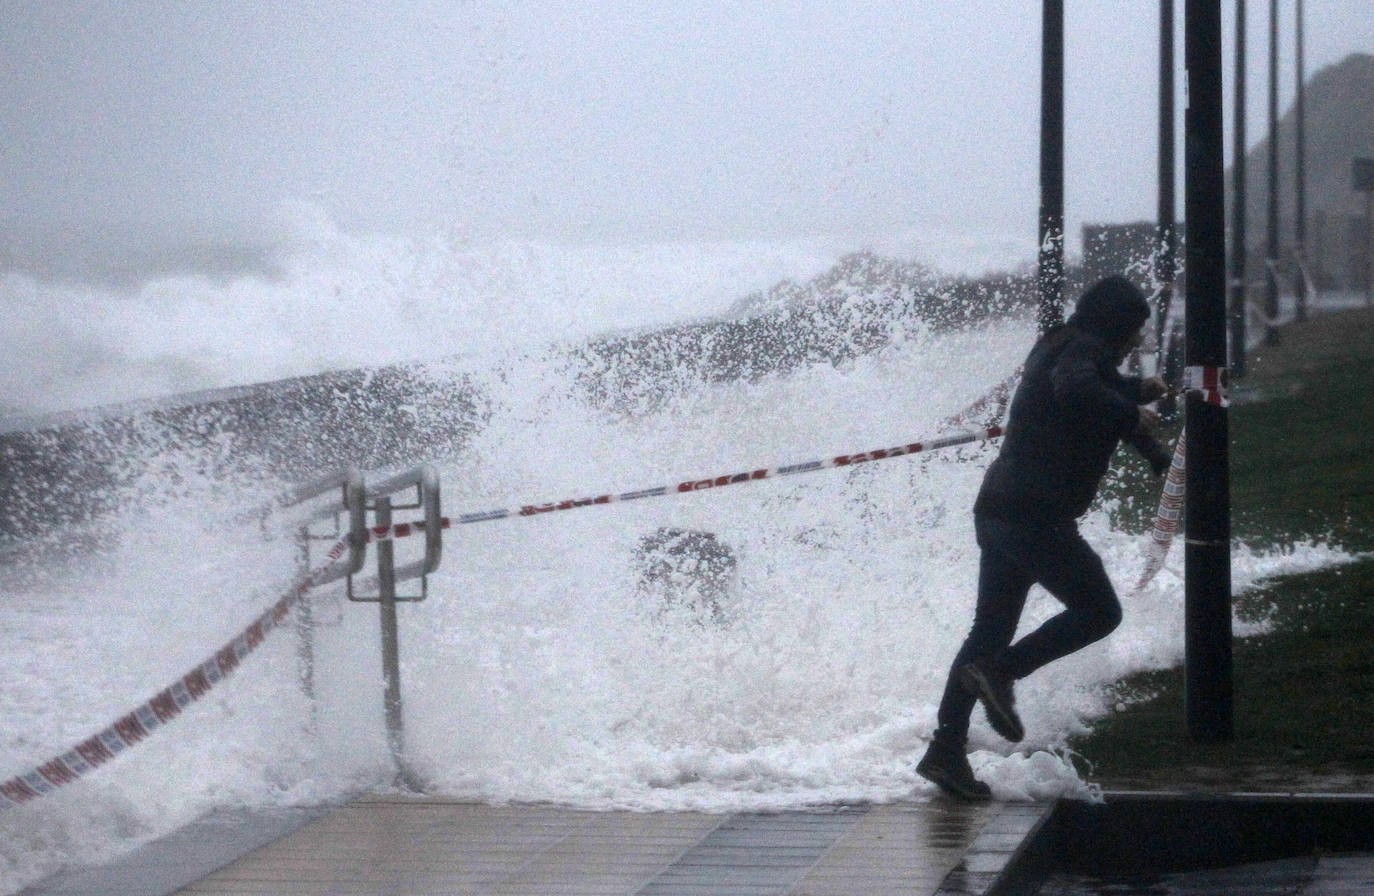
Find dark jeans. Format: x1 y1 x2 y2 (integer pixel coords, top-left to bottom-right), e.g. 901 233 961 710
935 513 1123 739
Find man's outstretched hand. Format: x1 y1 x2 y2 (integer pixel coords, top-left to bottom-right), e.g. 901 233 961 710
1140 376 1169 402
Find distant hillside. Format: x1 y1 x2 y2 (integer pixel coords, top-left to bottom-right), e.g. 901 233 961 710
1238 52 1374 290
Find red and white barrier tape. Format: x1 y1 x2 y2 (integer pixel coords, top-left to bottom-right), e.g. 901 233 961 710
1 426 1005 808
1183 366 1229 407
362 425 1004 541
1134 429 1186 593
0 538 351 812
1134 364 1231 590
1135 367 1228 587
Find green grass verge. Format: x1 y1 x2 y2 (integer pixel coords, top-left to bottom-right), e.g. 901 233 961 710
1228 308 1374 553
1070 305 1374 791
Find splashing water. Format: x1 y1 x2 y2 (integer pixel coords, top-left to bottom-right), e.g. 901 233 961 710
0 232 1352 894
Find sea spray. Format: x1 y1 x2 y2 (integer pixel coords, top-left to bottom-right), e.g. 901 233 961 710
0 235 1353 894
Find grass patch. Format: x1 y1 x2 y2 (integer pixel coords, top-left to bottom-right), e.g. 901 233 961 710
1076 558 1374 790
1229 309 1374 553
1070 306 1374 791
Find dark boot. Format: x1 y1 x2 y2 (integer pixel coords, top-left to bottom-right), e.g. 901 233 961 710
959 658 1025 743
916 730 991 802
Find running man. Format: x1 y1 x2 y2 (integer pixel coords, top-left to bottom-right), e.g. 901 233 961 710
917 276 1169 800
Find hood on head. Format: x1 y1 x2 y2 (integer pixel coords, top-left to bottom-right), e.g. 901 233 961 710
1067 276 1150 344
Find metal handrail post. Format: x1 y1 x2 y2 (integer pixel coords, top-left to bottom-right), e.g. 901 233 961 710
293 530 317 733
372 495 411 787
286 468 367 732
350 464 442 792
281 464 439 790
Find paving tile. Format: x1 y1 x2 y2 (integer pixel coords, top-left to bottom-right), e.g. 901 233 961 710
635 811 867 895
792 801 995 896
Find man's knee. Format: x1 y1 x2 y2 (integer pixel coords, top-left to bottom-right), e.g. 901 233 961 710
1083 596 1123 641
1060 547 1121 641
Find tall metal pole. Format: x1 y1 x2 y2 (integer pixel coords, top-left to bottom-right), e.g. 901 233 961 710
1157 0 1178 370
1293 0 1308 320
1184 0 1233 743
1264 0 1281 344
1038 0 1065 334
1230 0 1249 377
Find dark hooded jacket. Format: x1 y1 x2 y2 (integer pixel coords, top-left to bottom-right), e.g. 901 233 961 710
974 277 1152 522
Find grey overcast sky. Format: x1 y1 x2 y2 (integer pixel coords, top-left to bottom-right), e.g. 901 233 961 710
2 1 1372 269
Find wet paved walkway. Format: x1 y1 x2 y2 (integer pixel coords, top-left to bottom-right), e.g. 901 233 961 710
22 796 1049 896
174 796 1047 896
26 792 1374 895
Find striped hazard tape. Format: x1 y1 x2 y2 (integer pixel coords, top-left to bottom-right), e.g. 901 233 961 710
0 537 351 812
1183 366 1229 407
2 423 1006 810
361 425 1004 541
1135 429 1187 593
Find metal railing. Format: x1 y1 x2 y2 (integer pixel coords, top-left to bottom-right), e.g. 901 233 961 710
285 464 441 792
288 467 367 585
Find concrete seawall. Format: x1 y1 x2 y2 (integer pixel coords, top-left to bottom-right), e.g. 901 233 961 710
0 362 486 548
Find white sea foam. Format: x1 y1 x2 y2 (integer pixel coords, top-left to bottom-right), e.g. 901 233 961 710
1 225 859 419
0 230 1354 893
